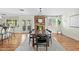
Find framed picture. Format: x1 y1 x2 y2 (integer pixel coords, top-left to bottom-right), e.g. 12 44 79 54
37 19 43 23
37 26 43 31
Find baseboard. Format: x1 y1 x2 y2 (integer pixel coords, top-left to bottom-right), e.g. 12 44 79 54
62 33 79 41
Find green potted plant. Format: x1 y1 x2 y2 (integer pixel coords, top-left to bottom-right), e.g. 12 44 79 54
57 19 62 34
57 19 61 25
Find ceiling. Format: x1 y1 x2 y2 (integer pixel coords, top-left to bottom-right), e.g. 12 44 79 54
0 8 79 17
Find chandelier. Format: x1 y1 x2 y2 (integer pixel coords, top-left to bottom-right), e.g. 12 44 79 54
38 8 42 16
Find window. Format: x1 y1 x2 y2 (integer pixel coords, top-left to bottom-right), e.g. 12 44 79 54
6 19 17 27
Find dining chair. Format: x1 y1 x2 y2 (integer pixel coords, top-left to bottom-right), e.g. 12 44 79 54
0 27 4 44
46 29 52 44
1 28 6 39
29 29 35 45
35 34 49 51
0 28 6 44
0 27 3 40
6 27 12 39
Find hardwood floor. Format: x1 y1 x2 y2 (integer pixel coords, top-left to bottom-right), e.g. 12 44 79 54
0 33 22 51
0 33 79 51
54 34 79 51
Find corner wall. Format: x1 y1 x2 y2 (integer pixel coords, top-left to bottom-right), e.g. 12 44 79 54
62 9 79 41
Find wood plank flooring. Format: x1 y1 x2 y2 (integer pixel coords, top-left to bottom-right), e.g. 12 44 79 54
0 33 22 51
0 33 79 51
54 34 79 51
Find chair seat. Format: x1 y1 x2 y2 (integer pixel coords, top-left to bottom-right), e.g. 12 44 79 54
37 39 46 43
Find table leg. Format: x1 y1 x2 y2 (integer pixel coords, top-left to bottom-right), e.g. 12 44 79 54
32 37 34 47
1 34 3 45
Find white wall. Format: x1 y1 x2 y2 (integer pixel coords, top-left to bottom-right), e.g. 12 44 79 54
1 15 60 33
0 8 79 40
62 9 79 41
0 16 34 33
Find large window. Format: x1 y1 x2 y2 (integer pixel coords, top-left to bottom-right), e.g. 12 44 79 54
6 19 17 27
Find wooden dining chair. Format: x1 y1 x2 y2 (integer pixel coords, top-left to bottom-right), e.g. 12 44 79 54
46 29 52 44
35 34 49 51
29 29 35 45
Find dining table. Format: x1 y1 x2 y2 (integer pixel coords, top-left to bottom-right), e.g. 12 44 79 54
31 33 49 47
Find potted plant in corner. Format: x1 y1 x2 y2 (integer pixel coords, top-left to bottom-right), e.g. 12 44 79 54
57 19 62 34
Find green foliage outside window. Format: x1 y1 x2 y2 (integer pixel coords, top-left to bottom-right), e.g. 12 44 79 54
6 19 17 27
37 26 43 31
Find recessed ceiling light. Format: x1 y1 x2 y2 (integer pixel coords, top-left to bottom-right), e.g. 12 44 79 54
19 9 24 11
1 14 6 15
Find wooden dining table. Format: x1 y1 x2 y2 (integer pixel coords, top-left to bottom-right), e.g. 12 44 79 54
31 34 49 47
